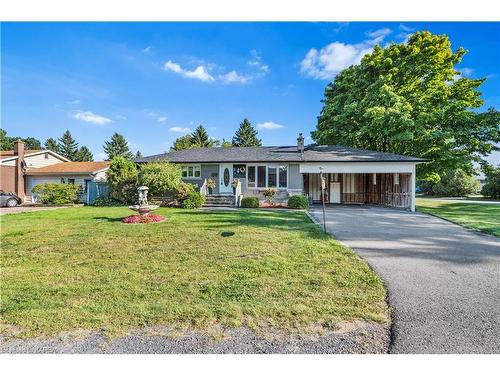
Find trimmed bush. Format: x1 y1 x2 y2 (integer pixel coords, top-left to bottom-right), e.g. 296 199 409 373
32 183 79 204
92 196 122 206
240 196 259 208
107 156 138 204
287 195 309 209
139 161 182 197
181 190 205 209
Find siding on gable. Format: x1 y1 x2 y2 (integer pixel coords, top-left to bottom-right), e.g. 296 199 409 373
23 152 66 168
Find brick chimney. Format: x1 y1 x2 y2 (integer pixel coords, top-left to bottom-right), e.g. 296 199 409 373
13 140 26 200
297 133 305 154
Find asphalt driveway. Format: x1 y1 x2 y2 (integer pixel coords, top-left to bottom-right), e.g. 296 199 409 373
308 205 500 354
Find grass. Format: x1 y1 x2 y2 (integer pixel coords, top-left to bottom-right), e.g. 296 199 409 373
0 207 387 338
417 198 500 236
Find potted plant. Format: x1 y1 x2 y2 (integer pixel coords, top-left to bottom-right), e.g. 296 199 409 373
231 178 239 195
206 178 216 195
262 188 277 205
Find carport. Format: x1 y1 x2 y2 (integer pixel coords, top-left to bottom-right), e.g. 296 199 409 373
301 161 417 211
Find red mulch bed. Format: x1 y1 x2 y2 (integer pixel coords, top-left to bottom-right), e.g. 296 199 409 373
122 213 166 224
259 202 288 208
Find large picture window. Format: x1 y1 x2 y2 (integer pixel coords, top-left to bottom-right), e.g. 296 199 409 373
267 167 277 188
246 165 288 189
247 166 256 187
257 166 266 188
181 164 201 179
279 165 287 188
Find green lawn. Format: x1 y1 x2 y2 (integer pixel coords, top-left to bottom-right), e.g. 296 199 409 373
0 207 387 338
417 198 500 236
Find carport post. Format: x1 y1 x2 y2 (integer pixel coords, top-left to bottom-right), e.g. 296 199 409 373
319 167 327 233
411 164 416 212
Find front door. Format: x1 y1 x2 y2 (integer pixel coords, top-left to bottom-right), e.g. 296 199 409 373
219 164 233 194
329 182 341 203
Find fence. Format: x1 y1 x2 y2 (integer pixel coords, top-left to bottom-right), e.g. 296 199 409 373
86 182 110 205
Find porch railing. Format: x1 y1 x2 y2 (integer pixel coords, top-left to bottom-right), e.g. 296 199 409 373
234 179 242 206
200 178 208 196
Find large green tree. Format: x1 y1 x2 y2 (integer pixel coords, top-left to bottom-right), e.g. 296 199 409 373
44 138 60 153
232 118 261 147
312 31 499 181
107 156 138 203
0 129 42 151
75 146 94 162
170 135 194 151
58 130 79 160
103 132 133 160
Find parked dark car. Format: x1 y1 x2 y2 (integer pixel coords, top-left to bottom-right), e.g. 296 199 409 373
0 192 22 207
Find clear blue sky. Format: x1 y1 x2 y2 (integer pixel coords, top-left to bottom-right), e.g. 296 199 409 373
2 22 499 162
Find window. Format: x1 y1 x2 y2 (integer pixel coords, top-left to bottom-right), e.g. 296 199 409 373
181 165 201 179
44 153 49 159
60 178 65 184
257 166 266 188
84 179 91 193
68 178 75 185
267 167 277 188
247 166 256 187
247 165 288 189
279 165 288 188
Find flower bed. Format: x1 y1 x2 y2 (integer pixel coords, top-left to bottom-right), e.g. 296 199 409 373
122 213 166 224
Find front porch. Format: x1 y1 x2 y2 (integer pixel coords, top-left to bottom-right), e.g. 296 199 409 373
303 172 414 211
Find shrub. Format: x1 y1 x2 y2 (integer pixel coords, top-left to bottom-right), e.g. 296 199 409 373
287 195 309 209
262 188 277 203
92 196 122 206
107 156 138 204
481 167 500 199
240 196 259 208
139 162 182 197
32 183 79 204
176 182 195 202
181 190 205 209
431 169 480 197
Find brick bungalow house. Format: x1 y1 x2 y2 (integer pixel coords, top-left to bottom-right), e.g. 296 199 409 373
0 140 109 203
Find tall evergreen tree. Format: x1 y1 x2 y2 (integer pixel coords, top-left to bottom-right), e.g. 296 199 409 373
170 135 194 151
232 118 262 147
44 138 60 153
220 138 232 148
103 132 133 160
0 129 41 151
190 125 214 148
58 130 79 160
135 150 143 159
75 146 94 162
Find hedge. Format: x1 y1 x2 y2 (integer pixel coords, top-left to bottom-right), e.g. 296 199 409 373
240 196 259 208
287 195 309 209
32 183 79 204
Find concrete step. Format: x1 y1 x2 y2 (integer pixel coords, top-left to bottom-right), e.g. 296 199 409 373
204 195 235 207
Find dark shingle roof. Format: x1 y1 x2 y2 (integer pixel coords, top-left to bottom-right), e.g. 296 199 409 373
136 145 423 164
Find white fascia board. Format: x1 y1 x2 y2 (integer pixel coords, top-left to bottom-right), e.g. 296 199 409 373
299 162 416 174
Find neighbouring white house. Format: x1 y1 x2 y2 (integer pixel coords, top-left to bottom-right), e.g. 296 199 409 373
0 140 109 203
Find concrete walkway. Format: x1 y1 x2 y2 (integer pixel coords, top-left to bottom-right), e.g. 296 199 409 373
308 205 500 354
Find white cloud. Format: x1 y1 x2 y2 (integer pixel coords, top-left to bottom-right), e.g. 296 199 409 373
399 24 415 32
67 99 81 105
247 50 269 77
300 28 393 80
114 114 127 120
459 67 474 77
170 126 191 133
73 110 112 125
366 28 392 43
157 116 167 124
142 46 152 53
257 121 284 130
333 22 349 33
163 60 215 82
219 70 251 84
